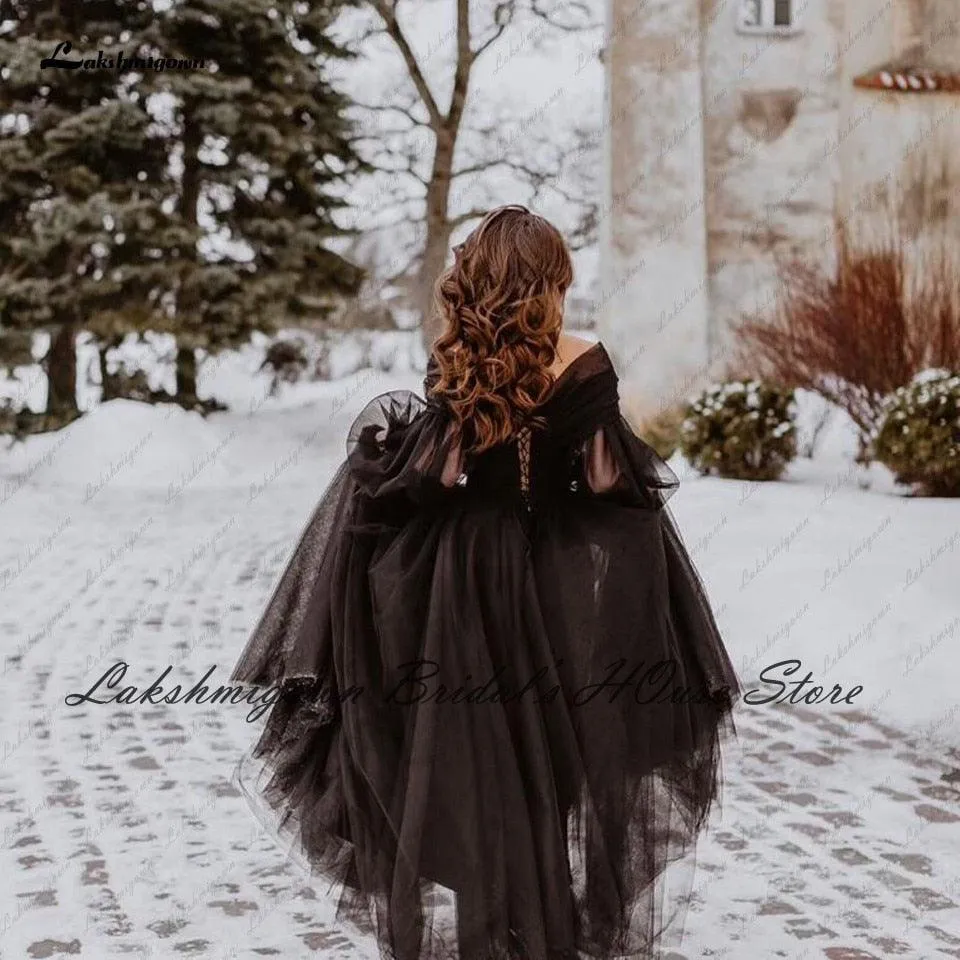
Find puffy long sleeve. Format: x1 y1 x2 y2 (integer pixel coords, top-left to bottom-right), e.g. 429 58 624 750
569 416 739 709
579 417 679 508
230 389 458 693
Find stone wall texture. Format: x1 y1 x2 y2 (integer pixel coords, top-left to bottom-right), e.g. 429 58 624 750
600 0 711 415
602 0 960 413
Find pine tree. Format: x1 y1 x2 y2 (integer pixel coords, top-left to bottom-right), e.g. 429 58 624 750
0 0 365 421
141 0 367 406
0 2 164 421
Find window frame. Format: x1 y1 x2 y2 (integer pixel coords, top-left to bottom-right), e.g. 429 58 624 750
735 0 801 35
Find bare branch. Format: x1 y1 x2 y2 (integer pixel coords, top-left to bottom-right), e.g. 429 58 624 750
451 155 552 180
473 1 516 59
448 208 489 228
451 158 508 178
565 204 598 251
346 189 423 223
349 143 430 184
369 0 445 130
529 0 597 32
364 213 426 233
351 127 427 140
446 0 473 135
340 20 390 53
349 101 431 129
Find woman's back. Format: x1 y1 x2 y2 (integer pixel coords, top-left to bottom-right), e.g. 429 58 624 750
231 206 741 960
427 336 613 510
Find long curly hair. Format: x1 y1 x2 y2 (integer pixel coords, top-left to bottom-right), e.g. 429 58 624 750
427 205 574 453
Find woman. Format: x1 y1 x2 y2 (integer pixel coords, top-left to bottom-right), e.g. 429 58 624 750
231 205 740 960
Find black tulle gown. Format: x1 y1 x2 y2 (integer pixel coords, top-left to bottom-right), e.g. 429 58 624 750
231 342 741 960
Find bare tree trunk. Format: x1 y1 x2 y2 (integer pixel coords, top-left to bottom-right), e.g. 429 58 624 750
98 336 129 402
46 320 78 416
98 344 116 401
368 1 597 353
370 0 475 355
419 135 457 348
176 345 198 405
176 107 201 404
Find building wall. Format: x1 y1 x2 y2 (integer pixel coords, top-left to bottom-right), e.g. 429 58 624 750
599 0 711 415
700 0 842 364
603 0 959 409
838 0 960 241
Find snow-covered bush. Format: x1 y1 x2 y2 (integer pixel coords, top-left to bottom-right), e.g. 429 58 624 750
681 380 798 481
872 369 960 497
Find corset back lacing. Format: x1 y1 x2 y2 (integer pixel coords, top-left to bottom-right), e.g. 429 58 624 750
516 425 532 512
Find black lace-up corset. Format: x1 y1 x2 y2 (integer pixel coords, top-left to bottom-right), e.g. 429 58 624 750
423 342 621 512
456 427 585 512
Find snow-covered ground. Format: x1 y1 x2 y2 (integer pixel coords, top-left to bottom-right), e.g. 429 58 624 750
6 349 958 749
3 0 958 953
1 361 959 958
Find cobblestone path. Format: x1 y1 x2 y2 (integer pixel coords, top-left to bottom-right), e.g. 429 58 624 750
2 477 958 959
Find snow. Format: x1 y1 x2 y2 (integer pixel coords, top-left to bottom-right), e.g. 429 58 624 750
3 364 957 743
1 360 959 958
10 400 236 493
3 3 958 953
687 450 958 744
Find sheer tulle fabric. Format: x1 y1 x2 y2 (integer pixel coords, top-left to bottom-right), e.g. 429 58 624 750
231 344 740 960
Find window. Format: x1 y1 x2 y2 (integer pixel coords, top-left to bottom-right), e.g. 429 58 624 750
742 0 763 27
736 0 799 34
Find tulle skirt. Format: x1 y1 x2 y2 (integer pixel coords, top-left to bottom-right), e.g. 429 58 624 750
234 476 738 960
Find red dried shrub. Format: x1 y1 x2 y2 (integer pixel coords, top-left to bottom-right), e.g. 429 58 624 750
735 213 960 454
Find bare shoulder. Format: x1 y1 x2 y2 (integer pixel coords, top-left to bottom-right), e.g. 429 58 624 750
550 334 601 375
558 334 598 358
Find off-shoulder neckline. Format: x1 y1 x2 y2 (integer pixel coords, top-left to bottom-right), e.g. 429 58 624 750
424 340 609 401
550 340 606 386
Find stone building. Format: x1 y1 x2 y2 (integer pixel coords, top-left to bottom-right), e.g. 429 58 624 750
599 0 960 412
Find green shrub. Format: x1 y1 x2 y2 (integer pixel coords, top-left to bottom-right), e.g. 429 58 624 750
681 380 798 481
873 369 960 496
638 405 686 461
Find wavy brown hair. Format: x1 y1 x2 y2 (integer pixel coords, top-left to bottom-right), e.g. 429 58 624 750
427 205 574 453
